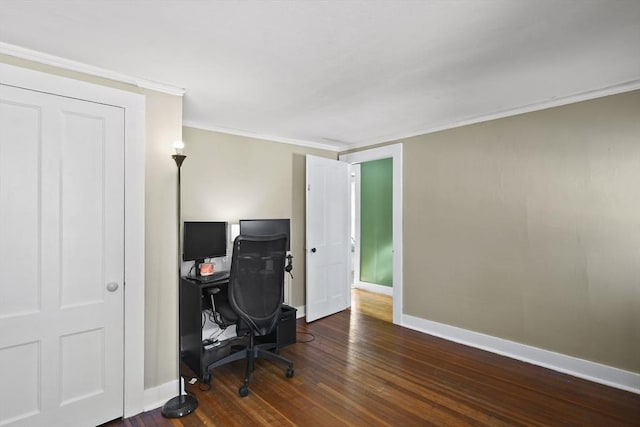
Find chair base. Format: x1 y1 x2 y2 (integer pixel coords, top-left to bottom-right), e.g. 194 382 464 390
205 336 294 397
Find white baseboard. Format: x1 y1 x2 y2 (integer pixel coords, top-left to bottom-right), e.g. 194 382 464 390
143 380 179 412
294 305 306 319
354 281 393 296
402 314 640 394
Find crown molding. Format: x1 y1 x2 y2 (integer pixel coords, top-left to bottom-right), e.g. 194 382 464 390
189 78 640 152
346 78 640 150
182 120 342 152
0 42 185 96
6 39 636 149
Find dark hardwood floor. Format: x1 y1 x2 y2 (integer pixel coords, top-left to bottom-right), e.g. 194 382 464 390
106 290 639 426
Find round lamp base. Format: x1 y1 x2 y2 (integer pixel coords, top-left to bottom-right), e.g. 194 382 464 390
161 394 198 418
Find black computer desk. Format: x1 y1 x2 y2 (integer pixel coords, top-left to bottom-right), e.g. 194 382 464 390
180 276 235 383
180 276 297 383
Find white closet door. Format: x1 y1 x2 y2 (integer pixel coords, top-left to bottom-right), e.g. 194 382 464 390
0 84 124 427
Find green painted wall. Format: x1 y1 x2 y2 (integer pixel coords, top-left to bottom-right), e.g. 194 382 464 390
360 158 393 286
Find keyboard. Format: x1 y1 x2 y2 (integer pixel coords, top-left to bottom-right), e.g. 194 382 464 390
194 271 230 283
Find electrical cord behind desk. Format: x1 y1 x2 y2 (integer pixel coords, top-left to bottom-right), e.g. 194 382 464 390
201 310 227 343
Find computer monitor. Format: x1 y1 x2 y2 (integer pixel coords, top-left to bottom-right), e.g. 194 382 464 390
239 218 290 251
183 221 228 267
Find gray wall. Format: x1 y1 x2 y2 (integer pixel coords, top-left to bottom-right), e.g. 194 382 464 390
398 90 640 373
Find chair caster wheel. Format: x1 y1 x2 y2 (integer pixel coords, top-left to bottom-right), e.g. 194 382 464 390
239 385 249 397
286 368 294 378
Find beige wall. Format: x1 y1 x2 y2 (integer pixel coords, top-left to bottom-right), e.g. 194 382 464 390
0 54 184 388
396 90 640 373
180 126 335 307
142 92 183 389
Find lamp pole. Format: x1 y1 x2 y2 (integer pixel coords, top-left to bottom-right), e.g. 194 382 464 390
162 144 198 418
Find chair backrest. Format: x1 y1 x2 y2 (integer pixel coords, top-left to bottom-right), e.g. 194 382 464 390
228 233 288 336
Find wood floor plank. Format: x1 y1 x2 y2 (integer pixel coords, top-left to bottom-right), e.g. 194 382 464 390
105 290 640 426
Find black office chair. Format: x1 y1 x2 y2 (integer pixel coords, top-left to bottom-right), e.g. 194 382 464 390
205 234 294 397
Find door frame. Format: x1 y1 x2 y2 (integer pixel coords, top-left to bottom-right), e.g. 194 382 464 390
340 144 403 325
0 63 146 417
351 164 362 292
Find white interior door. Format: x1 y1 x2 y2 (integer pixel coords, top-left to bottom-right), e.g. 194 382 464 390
305 155 350 322
0 84 125 427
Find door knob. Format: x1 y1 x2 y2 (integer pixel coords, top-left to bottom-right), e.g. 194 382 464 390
106 282 119 292
311 248 317 253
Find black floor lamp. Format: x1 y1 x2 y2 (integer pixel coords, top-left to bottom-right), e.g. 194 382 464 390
162 140 198 418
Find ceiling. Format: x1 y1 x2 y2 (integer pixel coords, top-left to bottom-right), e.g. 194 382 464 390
1 1 639 151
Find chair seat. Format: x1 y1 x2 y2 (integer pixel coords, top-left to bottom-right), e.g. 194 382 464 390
216 303 237 323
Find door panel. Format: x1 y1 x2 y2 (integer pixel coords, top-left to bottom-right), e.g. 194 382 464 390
0 98 39 318
0 84 124 427
61 111 108 306
305 155 350 322
60 329 105 404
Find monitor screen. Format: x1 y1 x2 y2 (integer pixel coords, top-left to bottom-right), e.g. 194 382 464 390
183 221 228 262
239 218 290 251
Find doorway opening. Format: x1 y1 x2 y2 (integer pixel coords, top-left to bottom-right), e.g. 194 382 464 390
340 143 403 325
349 160 392 322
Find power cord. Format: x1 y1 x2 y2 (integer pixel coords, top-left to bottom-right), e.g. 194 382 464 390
187 263 196 278
296 331 315 343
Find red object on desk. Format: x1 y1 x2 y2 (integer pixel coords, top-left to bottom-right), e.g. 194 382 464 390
199 262 214 276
